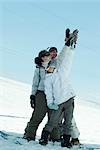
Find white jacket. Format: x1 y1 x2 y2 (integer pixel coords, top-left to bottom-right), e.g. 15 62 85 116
44 45 76 105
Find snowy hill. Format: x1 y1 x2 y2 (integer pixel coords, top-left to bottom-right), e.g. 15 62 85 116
0 77 100 150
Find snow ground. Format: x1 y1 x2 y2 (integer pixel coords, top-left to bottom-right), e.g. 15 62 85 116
0 77 100 150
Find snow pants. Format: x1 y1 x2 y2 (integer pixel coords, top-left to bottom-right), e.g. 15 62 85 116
58 113 80 139
24 91 60 140
43 98 74 136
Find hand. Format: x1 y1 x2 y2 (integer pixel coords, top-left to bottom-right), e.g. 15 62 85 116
73 29 79 44
48 103 59 110
65 28 70 46
65 28 78 48
30 95 35 108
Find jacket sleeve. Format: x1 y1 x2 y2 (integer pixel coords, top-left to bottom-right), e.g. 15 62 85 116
31 68 40 95
57 46 75 78
56 45 69 69
44 75 54 106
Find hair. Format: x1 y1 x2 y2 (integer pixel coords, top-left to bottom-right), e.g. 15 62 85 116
34 50 50 67
34 57 42 67
49 47 57 53
38 50 50 58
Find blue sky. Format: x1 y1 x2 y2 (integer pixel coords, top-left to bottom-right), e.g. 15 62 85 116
0 0 100 101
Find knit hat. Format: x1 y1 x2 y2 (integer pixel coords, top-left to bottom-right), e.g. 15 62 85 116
49 47 58 53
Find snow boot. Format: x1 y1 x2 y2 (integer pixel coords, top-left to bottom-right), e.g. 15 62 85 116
39 130 50 145
61 134 72 148
23 134 35 142
71 138 80 145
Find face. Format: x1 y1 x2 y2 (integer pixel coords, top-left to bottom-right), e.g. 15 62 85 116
50 50 57 59
41 55 51 63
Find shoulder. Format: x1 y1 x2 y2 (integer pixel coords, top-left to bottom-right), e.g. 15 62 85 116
34 66 40 74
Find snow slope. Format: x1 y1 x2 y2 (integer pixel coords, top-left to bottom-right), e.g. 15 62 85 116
0 77 100 150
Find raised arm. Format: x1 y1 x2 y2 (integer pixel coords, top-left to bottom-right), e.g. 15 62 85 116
56 29 78 70
57 46 75 79
57 29 78 78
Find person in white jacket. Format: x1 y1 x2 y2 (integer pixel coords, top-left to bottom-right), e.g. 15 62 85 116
49 47 80 145
39 29 79 148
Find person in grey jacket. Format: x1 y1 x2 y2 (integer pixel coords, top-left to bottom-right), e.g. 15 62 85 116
23 50 60 141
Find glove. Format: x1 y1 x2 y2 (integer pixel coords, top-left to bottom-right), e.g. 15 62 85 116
48 103 59 110
30 95 35 108
65 28 78 48
65 28 71 46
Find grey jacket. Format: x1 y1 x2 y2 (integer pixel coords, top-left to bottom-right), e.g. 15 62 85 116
31 46 68 95
31 66 46 95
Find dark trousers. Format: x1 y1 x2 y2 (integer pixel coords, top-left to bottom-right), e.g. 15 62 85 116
24 91 60 139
